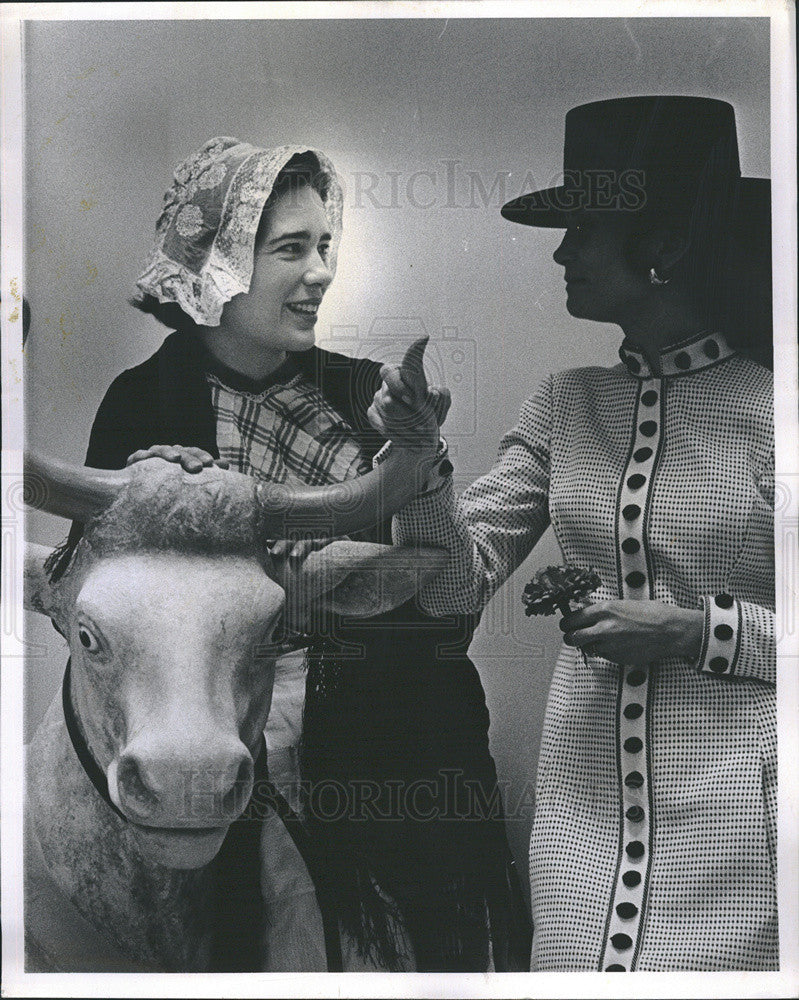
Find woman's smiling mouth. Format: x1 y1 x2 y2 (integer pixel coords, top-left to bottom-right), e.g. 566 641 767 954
285 300 320 317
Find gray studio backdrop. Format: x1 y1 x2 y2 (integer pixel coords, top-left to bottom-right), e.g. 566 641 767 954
24 16 770 884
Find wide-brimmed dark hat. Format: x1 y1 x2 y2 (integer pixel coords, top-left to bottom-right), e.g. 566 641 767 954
501 96 742 227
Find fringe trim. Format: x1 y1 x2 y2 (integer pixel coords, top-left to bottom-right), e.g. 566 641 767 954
327 860 493 972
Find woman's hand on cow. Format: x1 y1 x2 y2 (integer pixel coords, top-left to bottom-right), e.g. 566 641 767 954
267 538 333 565
560 600 704 665
367 336 450 454
126 445 229 473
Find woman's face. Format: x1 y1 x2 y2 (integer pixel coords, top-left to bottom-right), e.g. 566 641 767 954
218 183 333 353
552 212 650 326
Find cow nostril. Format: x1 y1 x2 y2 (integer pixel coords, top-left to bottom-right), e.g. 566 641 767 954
117 756 158 815
220 756 254 820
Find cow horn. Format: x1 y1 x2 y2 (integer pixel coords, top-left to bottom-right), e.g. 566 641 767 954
284 540 449 620
24 453 131 522
25 441 435 535
253 443 435 535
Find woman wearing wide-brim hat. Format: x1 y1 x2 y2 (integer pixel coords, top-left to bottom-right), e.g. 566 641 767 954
369 96 776 971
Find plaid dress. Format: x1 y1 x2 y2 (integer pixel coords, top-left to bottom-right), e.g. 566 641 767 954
393 331 777 971
207 357 371 488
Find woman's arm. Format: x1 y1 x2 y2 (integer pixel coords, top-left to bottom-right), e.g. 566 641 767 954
694 457 775 687
371 368 554 616
560 454 775 685
559 588 773 685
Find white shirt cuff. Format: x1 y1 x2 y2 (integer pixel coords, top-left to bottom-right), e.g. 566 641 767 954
696 594 741 677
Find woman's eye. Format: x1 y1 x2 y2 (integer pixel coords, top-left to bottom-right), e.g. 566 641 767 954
318 243 331 260
279 242 304 255
77 625 101 653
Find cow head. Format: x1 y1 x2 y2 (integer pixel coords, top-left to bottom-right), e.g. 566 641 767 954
25 451 446 869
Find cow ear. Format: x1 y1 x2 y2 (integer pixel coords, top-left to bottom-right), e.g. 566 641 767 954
290 540 448 618
24 542 59 618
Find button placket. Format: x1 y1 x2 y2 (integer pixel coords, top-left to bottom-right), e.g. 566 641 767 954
616 378 659 602
601 377 661 971
601 663 652 971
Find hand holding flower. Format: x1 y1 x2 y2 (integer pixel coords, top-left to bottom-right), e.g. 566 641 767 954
560 600 703 665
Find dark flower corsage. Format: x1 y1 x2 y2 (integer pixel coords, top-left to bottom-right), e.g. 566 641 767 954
522 564 602 617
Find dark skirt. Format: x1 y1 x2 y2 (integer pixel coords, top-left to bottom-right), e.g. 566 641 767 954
300 602 532 972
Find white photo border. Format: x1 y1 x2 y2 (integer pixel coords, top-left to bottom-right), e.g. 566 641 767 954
2 2 796 998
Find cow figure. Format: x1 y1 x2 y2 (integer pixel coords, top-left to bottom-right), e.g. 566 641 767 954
23 450 446 971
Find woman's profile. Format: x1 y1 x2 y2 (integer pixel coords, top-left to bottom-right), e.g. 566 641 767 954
370 96 776 971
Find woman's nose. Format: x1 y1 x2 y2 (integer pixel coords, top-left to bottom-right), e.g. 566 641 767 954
303 254 333 290
553 231 575 266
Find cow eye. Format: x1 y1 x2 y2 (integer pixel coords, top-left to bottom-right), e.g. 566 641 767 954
77 625 100 653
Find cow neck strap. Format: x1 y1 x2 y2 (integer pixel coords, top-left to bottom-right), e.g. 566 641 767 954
61 658 128 823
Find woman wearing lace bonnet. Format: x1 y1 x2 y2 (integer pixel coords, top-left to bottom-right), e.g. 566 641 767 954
62 136 531 972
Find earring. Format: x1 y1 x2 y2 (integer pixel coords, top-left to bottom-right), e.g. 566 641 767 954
649 266 670 286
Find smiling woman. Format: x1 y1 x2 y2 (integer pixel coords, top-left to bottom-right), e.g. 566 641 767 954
198 180 335 376
129 145 337 365
53 136 531 972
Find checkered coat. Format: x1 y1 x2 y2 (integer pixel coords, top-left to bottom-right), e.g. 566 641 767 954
393 331 777 971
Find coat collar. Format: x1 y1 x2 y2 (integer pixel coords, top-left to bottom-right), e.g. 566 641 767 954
618 331 735 379
201 348 302 396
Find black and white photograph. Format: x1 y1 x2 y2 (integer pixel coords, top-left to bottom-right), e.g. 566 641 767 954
1 2 797 997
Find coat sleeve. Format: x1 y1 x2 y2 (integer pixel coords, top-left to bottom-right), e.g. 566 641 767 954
83 371 158 471
695 451 776 687
63 369 162 550
392 375 554 615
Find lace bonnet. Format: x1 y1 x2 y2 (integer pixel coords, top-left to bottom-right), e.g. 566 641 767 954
135 137 344 326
